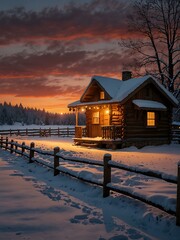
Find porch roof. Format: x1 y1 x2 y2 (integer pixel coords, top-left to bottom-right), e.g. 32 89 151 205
132 99 167 111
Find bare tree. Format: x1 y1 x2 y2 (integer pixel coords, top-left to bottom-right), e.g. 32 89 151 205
121 0 180 92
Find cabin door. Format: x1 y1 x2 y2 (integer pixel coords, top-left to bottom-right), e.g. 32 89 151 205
90 111 101 137
90 109 110 137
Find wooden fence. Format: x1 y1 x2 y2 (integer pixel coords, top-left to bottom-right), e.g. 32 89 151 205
172 128 180 143
0 127 75 137
0 126 179 143
0 136 180 226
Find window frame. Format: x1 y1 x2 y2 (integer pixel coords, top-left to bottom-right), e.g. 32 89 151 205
100 91 105 100
147 111 156 127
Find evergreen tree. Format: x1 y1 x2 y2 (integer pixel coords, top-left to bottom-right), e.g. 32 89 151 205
0 102 86 125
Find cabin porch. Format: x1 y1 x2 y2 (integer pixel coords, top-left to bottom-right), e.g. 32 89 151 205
74 125 123 149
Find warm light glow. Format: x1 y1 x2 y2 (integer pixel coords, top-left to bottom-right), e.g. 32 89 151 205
92 111 99 124
105 109 109 114
100 91 105 100
147 112 155 126
81 108 85 112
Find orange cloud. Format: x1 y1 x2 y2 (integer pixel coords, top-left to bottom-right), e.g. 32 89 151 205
0 0 142 113
0 47 138 80
0 77 84 98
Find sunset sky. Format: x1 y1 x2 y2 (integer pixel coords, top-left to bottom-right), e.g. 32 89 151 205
0 0 138 113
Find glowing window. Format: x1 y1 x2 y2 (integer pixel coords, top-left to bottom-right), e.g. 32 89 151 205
100 91 105 100
92 111 99 124
147 112 155 127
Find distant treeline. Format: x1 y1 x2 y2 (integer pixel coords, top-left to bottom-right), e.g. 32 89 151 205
0 102 85 125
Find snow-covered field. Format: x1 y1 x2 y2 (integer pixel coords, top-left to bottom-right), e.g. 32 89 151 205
0 125 180 239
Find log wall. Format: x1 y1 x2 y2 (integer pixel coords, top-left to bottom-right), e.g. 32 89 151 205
123 83 172 147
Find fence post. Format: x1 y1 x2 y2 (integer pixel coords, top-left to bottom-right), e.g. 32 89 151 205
58 127 60 137
67 127 69 137
49 128 51 136
26 128 28 136
21 142 25 155
103 154 112 198
29 142 35 163
5 137 8 150
10 129 12 136
0 136 3 148
176 163 180 226
54 147 60 176
10 139 14 154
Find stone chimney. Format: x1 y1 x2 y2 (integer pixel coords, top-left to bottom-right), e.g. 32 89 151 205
122 71 132 81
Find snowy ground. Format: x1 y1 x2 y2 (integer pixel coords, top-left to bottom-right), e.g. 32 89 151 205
0 125 180 239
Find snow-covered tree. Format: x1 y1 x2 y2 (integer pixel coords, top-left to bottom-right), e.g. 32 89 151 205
0 102 86 125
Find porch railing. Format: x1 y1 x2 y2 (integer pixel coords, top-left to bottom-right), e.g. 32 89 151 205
75 125 122 140
102 125 122 140
75 126 87 138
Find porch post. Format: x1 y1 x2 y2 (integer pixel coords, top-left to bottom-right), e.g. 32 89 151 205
76 108 79 126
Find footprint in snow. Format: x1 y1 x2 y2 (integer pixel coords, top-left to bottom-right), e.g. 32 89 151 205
70 202 81 209
70 214 103 225
10 173 24 177
82 206 91 214
89 217 103 224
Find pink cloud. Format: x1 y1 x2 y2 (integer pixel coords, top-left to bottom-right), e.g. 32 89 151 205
0 77 84 97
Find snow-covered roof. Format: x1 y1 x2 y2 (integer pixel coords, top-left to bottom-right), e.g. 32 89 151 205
68 75 179 108
133 99 167 111
91 75 121 99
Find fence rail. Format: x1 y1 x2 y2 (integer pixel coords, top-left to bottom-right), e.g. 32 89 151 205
172 129 180 143
0 126 179 143
0 127 75 137
0 136 180 226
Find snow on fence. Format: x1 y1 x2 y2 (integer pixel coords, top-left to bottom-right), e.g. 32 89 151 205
0 136 180 226
0 127 75 137
172 129 180 143
0 126 179 142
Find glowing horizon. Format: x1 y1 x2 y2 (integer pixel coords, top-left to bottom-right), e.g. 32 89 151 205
0 0 140 114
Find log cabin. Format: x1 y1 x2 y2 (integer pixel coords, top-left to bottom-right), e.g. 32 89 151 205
68 71 179 149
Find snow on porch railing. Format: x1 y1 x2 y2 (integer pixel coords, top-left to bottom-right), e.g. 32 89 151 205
0 136 180 226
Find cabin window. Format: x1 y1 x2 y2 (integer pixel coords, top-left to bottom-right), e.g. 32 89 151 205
100 91 105 100
147 112 155 127
92 111 99 124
